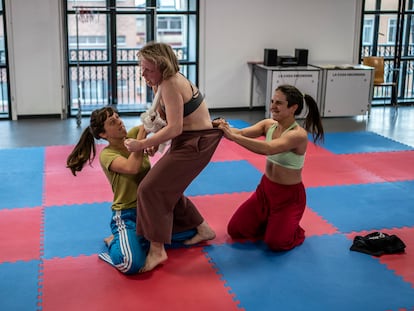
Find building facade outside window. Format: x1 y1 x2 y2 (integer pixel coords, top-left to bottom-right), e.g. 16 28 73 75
66 0 199 117
360 0 414 104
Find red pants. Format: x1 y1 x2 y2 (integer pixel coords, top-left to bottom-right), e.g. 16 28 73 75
227 175 306 251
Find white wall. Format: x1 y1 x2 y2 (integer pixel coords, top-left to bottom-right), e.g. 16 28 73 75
200 0 360 108
6 0 65 119
5 0 360 117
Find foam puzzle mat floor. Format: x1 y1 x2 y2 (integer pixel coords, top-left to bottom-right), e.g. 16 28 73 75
0 123 413 311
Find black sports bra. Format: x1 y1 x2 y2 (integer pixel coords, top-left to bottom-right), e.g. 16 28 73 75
160 78 204 117
183 83 204 117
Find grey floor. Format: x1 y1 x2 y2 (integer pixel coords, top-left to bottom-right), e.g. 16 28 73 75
0 105 413 149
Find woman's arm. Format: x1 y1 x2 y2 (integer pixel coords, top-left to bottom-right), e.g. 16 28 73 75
125 79 185 151
110 125 147 174
220 120 306 155
233 119 273 138
217 118 272 139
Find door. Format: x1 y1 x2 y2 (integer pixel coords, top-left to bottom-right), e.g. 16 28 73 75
0 0 11 120
65 0 199 118
360 0 414 105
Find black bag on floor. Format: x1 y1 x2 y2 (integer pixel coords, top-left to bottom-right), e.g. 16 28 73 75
350 232 406 256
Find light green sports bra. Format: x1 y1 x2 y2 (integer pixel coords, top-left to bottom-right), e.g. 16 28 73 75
266 121 305 170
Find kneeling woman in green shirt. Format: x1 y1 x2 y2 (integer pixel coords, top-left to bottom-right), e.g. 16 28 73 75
67 106 197 274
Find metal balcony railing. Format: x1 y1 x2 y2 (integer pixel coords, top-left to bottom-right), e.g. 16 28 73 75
362 44 414 104
68 47 190 115
2 45 414 119
0 50 9 118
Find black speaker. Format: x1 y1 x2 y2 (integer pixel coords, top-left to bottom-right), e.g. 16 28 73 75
264 49 278 66
295 49 308 66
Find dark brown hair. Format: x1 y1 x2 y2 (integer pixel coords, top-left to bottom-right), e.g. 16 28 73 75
276 84 324 144
66 106 117 176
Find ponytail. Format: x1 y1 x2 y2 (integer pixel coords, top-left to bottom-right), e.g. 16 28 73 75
275 84 324 144
303 94 324 144
66 127 97 176
66 106 117 176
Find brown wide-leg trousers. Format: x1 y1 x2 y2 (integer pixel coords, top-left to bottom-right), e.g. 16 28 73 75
136 128 223 244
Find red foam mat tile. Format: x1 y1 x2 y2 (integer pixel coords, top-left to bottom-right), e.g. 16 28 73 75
347 227 414 287
0 207 42 263
378 227 414 287
301 207 339 237
340 151 414 182
306 141 336 157
44 144 105 172
245 156 266 174
44 145 112 206
190 193 339 245
43 170 112 206
41 250 242 311
190 192 253 245
303 153 385 187
211 139 260 162
211 139 266 173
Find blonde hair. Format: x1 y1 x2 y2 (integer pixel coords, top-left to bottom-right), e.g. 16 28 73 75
137 42 180 80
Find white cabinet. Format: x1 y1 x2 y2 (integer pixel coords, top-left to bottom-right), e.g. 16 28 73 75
271 69 320 118
250 64 373 118
251 64 321 118
313 65 374 117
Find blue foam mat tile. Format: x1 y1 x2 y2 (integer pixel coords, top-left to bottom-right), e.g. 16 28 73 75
43 203 111 259
185 160 262 196
306 181 414 233
398 180 414 191
227 119 251 129
0 260 41 311
319 131 414 154
0 147 45 172
204 235 414 311
0 147 45 209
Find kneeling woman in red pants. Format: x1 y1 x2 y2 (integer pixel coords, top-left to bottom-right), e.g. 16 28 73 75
217 84 324 251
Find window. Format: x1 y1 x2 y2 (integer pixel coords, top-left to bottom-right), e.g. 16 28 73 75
363 18 374 45
388 18 397 44
68 35 107 48
410 19 414 45
158 16 182 32
65 0 199 116
158 0 177 10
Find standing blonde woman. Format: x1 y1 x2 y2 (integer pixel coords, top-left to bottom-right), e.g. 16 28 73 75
124 42 222 273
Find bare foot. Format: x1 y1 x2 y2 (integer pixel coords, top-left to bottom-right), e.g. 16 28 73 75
139 242 168 273
184 221 216 245
104 235 114 246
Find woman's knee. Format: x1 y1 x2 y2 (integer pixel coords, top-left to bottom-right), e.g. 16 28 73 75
227 220 262 239
111 254 145 275
123 261 143 275
227 219 243 238
265 237 294 251
109 242 146 274
264 230 305 251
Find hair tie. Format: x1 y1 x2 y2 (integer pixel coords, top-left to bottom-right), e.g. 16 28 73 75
88 125 97 138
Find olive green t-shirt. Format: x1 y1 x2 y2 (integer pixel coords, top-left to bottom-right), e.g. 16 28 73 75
99 127 151 210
